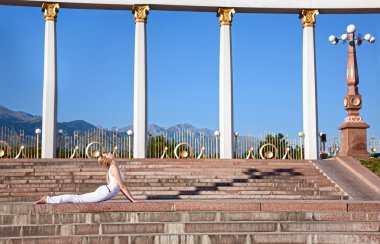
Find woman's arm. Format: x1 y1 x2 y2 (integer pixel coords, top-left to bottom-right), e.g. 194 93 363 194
110 165 137 202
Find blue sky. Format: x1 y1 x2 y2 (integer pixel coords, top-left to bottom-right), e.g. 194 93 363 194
0 5 379 140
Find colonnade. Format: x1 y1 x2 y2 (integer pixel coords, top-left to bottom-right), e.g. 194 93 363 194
40 3 319 159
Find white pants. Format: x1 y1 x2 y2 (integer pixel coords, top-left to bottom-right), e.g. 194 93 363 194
46 185 118 204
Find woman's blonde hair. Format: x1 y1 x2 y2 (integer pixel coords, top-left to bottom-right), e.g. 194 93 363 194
98 155 111 168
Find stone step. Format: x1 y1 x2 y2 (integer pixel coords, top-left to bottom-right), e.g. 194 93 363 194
0 188 345 196
0 184 341 192
2 211 379 226
2 221 380 238
0 171 326 181
3 201 380 214
1 178 336 185
1 233 380 244
0 195 348 203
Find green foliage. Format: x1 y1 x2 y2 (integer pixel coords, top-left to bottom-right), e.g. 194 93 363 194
360 158 380 177
147 135 176 158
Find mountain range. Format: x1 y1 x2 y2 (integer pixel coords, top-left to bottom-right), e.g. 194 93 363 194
0 105 215 137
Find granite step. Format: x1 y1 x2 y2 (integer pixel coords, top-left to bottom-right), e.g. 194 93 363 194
1 233 380 244
1 210 379 226
2 221 380 238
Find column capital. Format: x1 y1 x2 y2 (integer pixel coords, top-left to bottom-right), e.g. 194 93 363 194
300 9 318 27
133 5 150 23
217 8 235 26
42 3 59 22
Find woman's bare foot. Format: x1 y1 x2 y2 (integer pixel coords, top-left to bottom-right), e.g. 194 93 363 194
34 195 47 204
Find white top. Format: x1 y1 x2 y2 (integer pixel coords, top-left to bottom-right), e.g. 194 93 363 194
106 165 125 193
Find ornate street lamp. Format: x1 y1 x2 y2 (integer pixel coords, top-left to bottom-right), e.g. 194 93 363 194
234 131 239 159
329 24 375 158
214 130 220 159
58 129 63 158
298 132 304 160
127 129 133 159
35 128 41 158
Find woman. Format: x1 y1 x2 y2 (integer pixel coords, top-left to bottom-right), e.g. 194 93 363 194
34 153 137 204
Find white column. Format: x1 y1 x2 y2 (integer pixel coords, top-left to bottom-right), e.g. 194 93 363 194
301 10 319 160
41 3 59 158
218 8 235 159
133 5 149 158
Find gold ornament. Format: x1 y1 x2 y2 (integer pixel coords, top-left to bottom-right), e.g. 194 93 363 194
42 3 59 22
217 8 235 26
300 10 318 27
85 142 106 158
174 142 193 159
133 5 149 23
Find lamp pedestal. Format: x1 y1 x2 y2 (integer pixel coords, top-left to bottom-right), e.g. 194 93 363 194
339 119 369 158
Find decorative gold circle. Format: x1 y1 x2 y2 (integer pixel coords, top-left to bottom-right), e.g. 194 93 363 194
264 150 274 159
0 141 11 158
19 144 25 150
179 150 188 158
174 142 193 159
371 147 376 153
92 149 100 158
85 142 106 158
259 143 279 159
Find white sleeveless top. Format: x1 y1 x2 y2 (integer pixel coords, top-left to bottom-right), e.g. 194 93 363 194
106 164 125 193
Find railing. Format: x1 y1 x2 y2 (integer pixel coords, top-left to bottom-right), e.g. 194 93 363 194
368 134 380 155
0 127 133 159
1 126 378 159
148 131 305 160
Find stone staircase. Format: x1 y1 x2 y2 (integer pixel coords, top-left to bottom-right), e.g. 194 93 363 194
0 159 348 202
0 201 379 243
1 158 379 243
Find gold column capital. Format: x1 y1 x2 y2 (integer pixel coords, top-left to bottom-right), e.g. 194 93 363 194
300 10 319 27
42 3 59 22
133 5 150 23
217 8 235 26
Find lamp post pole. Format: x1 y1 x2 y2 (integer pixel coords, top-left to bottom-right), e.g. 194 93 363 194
329 24 375 158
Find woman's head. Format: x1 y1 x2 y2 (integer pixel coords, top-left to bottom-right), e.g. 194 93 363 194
98 153 114 168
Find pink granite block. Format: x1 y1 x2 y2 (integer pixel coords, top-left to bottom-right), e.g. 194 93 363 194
173 201 260 212
348 203 380 212
49 201 175 213
261 202 347 212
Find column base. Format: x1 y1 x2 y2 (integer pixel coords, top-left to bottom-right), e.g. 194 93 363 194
339 121 370 159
